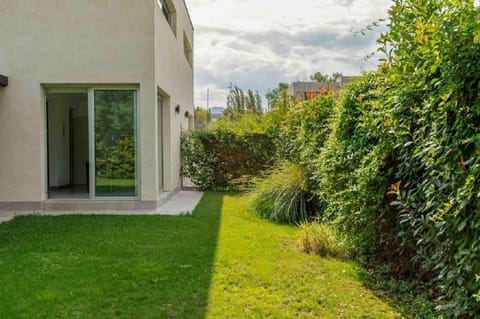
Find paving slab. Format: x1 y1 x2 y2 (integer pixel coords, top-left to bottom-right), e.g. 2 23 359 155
0 191 204 219
0 212 15 223
156 191 204 215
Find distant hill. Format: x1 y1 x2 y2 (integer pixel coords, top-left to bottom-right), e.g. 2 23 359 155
209 106 224 115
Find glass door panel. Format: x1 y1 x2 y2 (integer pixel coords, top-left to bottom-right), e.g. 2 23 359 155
94 90 137 197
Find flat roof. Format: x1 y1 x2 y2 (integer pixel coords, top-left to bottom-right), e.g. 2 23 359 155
0 74 7 87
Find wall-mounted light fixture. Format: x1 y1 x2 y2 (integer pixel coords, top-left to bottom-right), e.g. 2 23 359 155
0 74 8 87
175 105 180 114
184 111 190 118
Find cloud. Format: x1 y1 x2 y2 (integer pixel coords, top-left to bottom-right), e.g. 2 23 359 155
185 0 392 108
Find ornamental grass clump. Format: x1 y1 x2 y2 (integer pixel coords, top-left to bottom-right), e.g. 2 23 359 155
296 222 353 258
249 161 311 224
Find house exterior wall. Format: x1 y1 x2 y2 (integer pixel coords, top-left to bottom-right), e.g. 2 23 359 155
0 0 193 206
154 0 194 192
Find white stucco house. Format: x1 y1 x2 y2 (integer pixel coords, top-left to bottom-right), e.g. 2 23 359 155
0 0 194 211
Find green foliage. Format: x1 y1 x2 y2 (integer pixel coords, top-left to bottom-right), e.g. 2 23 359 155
315 73 397 259
280 94 335 162
180 130 217 190
94 90 136 181
225 86 262 117
249 161 313 224
279 94 336 193
181 130 276 190
96 136 136 179
296 222 353 258
261 107 289 140
360 265 437 319
265 82 292 110
183 2 479 315
309 72 343 83
211 112 265 135
194 107 209 131
311 1 480 315
379 1 480 315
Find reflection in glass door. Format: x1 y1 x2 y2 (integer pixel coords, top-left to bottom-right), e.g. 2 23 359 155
93 90 137 197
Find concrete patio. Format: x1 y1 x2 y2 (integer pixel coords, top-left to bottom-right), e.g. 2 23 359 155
0 191 204 223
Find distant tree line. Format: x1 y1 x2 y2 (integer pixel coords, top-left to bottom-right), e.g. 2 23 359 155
225 86 262 119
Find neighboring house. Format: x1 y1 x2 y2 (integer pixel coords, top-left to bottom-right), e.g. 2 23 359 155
286 76 361 102
0 0 194 211
287 82 340 102
209 106 225 121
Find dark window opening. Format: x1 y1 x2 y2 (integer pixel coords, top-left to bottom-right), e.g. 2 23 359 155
160 0 171 25
159 0 176 35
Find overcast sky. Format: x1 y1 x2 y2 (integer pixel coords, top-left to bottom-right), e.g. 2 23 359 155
185 0 392 108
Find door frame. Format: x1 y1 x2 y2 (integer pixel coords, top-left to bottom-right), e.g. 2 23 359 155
157 96 164 193
44 85 140 200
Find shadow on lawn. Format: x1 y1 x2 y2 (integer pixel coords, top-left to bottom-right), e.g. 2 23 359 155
355 266 437 318
0 192 224 318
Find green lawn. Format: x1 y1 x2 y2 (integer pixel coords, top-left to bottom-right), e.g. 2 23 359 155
0 192 414 318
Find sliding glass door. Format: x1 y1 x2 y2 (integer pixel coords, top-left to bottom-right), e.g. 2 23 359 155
93 90 138 197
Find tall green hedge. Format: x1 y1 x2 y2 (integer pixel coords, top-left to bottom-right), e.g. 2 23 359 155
316 73 398 261
315 1 480 315
279 94 335 177
383 1 480 315
180 130 276 190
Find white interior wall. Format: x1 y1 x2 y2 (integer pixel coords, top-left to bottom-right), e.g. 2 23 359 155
72 103 88 185
47 96 71 187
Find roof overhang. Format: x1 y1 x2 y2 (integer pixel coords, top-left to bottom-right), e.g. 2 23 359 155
0 74 8 87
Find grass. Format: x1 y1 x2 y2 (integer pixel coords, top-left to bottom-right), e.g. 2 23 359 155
0 192 429 318
296 221 353 258
249 161 310 224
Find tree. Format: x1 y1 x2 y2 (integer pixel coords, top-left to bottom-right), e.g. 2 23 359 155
330 72 343 83
309 72 329 82
309 72 343 83
245 89 263 114
194 107 208 131
227 86 245 113
226 85 263 119
255 91 262 114
266 83 290 110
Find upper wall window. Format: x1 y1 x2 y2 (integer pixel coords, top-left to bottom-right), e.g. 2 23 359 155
183 33 193 68
158 0 177 35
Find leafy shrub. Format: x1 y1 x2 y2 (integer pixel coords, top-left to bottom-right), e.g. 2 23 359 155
313 1 480 315
296 222 353 258
279 94 335 172
212 112 265 135
272 94 336 216
180 130 217 190
249 161 316 224
181 130 276 190
96 136 136 179
314 73 399 261
381 0 480 315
